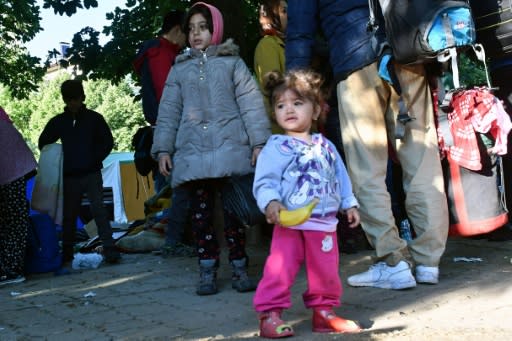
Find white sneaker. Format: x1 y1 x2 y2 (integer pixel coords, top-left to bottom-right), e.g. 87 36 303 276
347 260 417 290
415 265 439 284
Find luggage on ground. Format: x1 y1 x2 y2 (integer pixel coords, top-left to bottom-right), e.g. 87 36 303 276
25 213 62 273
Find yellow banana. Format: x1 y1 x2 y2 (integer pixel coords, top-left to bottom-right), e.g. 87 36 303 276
279 197 320 227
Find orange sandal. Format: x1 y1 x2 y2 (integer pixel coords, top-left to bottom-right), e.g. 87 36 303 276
312 308 362 333
259 311 294 339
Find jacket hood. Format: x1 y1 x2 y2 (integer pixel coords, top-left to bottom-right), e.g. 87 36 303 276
176 38 239 63
191 2 224 45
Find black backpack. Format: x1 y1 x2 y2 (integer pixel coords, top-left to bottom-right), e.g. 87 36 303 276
368 0 476 64
132 126 157 176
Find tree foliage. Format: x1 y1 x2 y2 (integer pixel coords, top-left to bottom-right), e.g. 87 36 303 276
0 0 258 153
1 76 144 156
63 0 260 84
0 0 46 98
1 0 261 99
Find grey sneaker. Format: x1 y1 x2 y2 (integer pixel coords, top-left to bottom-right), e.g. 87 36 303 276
347 260 417 290
415 265 439 284
160 243 196 258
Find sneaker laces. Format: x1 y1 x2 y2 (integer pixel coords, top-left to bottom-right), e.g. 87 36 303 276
369 262 388 271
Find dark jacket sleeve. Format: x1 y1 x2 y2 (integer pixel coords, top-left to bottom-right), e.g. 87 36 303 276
285 0 319 71
133 39 161 125
94 114 114 163
38 116 61 150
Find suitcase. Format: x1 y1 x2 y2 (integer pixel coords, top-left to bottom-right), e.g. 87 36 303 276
25 213 62 273
443 146 509 236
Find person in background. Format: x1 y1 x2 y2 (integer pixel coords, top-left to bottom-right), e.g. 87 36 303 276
133 9 186 129
38 80 121 265
253 70 362 338
253 0 287 134
0 106 37 285
285 0 448 289
151 2 271 296
133 10 195 257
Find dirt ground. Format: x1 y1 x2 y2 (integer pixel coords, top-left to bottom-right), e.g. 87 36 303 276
1 232 512 341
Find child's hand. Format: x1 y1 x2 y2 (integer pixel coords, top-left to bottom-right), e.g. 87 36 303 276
158 154 173 177
251 147 262 166
265 200 286 225
344 207 360 228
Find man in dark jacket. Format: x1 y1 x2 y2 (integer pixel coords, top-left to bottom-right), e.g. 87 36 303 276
286 0 448 289
39 79 120 264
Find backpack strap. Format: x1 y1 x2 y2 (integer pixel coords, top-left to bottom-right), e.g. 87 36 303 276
497 156 509 213
437 47 461 88
378 54 416 140
471 44 492 88
437 86 455 148
441 9 456 48
367 0 379 33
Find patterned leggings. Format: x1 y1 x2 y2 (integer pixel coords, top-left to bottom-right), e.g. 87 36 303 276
187 179 247 262
0 177 29 275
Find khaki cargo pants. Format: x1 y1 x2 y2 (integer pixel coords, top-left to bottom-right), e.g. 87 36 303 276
336 61 448 267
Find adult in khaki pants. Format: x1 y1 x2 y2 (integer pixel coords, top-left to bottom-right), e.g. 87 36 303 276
286 0 448 289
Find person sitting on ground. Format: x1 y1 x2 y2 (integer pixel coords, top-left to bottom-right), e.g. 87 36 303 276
252 69 362 338
38 79 121 265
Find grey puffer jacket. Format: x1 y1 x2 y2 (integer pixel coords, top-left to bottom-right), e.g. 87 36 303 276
151 39 271 188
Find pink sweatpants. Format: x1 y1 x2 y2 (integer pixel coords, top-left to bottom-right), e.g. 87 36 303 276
253 226 342 312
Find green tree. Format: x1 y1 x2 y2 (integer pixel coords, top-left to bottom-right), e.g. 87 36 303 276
2 75 144 155
459 54 489 88
63 0 260 84
0 0 46 99
83 77 145 151
1 0 261 99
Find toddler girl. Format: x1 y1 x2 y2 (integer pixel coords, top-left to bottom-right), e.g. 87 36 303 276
252 69 362 338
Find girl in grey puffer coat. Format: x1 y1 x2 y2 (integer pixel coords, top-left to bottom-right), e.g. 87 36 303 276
151 2 271 296
152 37 270 187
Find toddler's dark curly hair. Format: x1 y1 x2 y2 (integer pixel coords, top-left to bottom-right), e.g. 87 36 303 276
263 69 326 114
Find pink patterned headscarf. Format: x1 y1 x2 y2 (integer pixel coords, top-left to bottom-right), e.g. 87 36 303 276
191 2 224 45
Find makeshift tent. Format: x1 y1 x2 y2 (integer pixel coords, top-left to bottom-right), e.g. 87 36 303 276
101 152 155 223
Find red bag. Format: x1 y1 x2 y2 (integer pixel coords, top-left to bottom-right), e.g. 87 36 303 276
443 154 508 236
436 88 510 236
